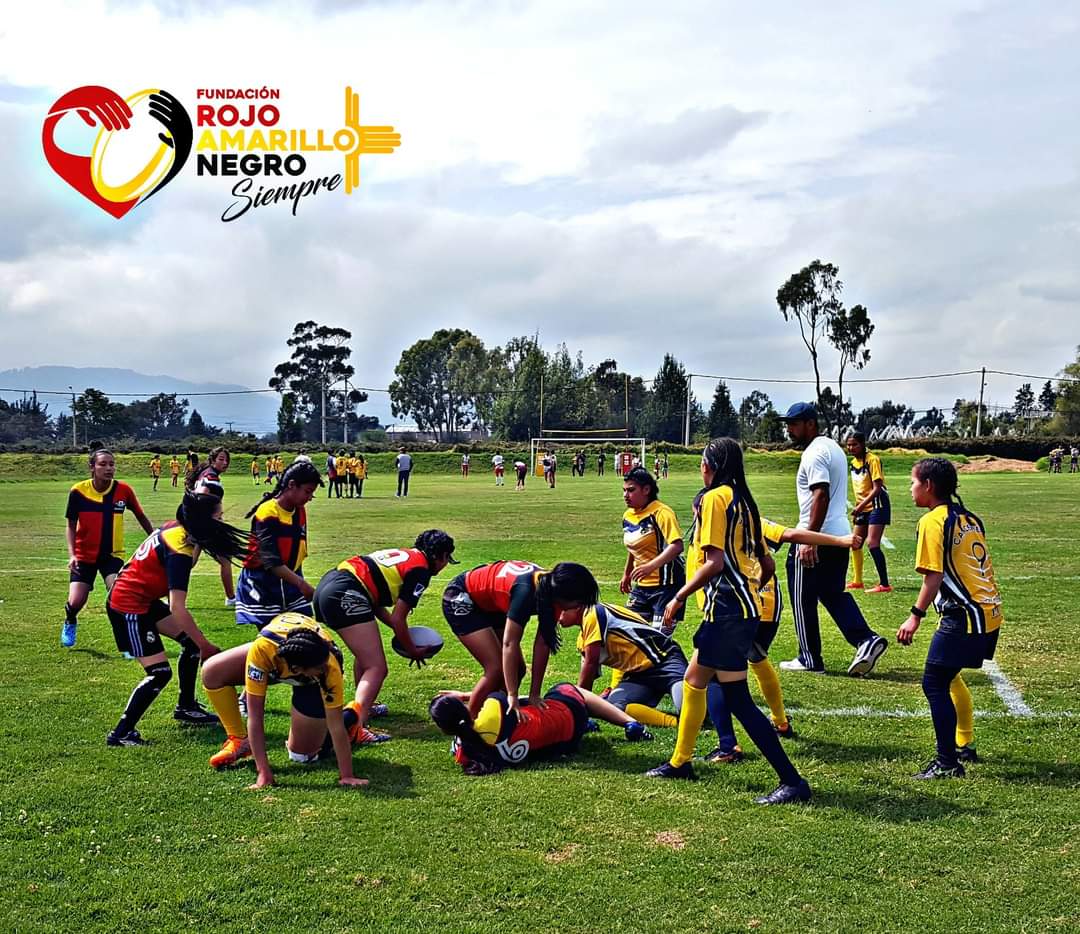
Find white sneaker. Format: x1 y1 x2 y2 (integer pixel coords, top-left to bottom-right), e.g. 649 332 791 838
779 658 825 673
847 636 888 677
225 596 237 607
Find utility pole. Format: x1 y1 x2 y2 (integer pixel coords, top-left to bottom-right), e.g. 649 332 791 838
226 421 234 434
683 374 692 446
343 379 349 445
539 372 545 433
320 381 327 445
69 386 76 448
624 374 629 432
975 367 986 437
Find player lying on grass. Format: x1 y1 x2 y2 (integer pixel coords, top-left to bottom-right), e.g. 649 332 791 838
441 561 600 718
705 517 860 762
201 612 367 789
562 601 687 729
62 448 154 648
897 457 1004 779
430 683 652 776
646 439 810 805
103 490 249 746
312 530 458 742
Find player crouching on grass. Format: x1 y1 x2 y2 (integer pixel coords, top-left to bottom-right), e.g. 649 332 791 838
103 490 249 747
898 458 1004 779
201 612 368 790
430 684 652 776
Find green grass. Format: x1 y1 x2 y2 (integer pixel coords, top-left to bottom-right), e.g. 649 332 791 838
1 460 1078 933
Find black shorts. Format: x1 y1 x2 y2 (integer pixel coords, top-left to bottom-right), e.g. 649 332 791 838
927 616 999 669
313 569 378 631
607 649 688 712
691 615 756 672
70 555 124 587
626 585 685 624
290 684 329 719
749 619 780 664
853 489 891 526
107 599 170 657
442 575 505 637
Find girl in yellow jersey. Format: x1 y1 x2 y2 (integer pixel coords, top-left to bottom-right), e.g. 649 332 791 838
846 431 892 592
250 456 260 485
619 467 685 632
645 439 809 805
149 453 162 492
898 458 1003 779
201 613 367 789
169 456 181 487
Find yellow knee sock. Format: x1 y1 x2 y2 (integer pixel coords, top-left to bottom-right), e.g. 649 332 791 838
750 659 788 728
950 674 974 747
206 686 247 739
670 681 707 767
851 548 865 585
625 703 678 729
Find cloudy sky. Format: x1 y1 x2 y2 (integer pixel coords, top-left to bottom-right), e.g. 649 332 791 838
1 0 1077 429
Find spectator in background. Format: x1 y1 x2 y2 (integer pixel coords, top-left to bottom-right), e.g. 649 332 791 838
396 448 413 498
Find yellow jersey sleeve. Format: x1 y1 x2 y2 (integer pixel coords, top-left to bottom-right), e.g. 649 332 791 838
656 503 683 544
579 607 603 649
322 656 345 709
868 453 885 484
761 518 787 552
244 640 277 698
697 486 732 554
915 507 946 575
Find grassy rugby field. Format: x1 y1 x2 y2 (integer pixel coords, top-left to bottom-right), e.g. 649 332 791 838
0 456 1077 933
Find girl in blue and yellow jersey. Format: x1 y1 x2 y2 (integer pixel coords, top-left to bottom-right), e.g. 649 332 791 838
62 448 154 648
250 456 260 485
313 530 457 741
149 454 162 492
846 432 892 593
235 459 321 628
705 516 858 761
563 601 687 730
645 439 810 805
201 613 367 790
898 458 1004 779
619 467 686 632
430 683 651 776
169 456 181 487
103 491 249 746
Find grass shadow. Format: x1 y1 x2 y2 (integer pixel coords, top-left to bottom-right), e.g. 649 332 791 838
987 757 1080 788
792 735 919 764
264 760 417 798
74 647 116 661
814 787 985 822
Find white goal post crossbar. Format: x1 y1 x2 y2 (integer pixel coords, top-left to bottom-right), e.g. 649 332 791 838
529 436 646 476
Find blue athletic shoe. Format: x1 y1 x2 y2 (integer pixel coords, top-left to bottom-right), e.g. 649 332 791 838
584 718 601 733
645 761 697 780
624 721 653 742
61 621 77 648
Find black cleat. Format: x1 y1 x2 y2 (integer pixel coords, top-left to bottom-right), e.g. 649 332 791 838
174 703 220 726
955 744 978 763
773 717 796 740
645 761 697 780
754 778 812 805
914 759 965 779
106 729 147 747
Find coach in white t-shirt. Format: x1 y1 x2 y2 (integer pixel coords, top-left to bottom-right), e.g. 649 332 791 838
778 402 887 677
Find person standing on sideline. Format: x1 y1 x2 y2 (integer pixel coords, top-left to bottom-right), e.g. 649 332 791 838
779 403 888 676
461 452 470 478
514 458 528 490
325 451 337 498
597 451 606 476
395 448 413 498
491 452 505 486
170 455 181 488
150 454 162 492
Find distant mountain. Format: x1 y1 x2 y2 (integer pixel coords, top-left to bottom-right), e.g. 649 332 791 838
0 366 280 435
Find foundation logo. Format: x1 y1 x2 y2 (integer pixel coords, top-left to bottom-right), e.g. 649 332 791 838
43 85 400 221
42 86 193 219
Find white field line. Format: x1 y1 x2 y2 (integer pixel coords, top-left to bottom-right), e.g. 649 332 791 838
781 705 1074 720
982 658 1036 716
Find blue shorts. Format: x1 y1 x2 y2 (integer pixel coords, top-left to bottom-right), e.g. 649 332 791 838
607 649 688 713
927 616 999 669
853 489 891 526
235 566 312 627
692 615 755 672
626 585 684 625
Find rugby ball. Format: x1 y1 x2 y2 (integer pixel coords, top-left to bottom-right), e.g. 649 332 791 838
391 625 444 660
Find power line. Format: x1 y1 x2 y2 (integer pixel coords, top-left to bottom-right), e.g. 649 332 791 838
688 369 983 385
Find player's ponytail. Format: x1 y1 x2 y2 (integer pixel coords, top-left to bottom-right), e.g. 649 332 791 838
245 458 323 518
536 563 600 653
428 695 505 775
175 491 250 563
703 438 765 560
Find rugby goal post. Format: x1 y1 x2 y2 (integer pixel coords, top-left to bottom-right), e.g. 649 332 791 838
530 433 646 477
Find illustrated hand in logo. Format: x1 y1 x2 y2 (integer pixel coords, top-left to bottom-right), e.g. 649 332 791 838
43 85 192 218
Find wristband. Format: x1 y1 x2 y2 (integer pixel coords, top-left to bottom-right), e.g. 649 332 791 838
909 605 927 619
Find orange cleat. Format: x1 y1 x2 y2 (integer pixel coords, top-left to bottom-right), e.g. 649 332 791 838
846 581 865 590
866 584 893 594
210 735 251 769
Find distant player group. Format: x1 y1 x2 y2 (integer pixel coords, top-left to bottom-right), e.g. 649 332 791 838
61 401 1005 801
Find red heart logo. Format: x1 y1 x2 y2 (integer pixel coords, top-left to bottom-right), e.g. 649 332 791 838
43 85 192 218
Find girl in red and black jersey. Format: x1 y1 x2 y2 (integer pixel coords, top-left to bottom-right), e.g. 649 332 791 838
62 449 153 648
104 491 249 747
430 683 652 776
187 447 236 606
235 459 321 628
442 561 600 718
312 530 457 742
